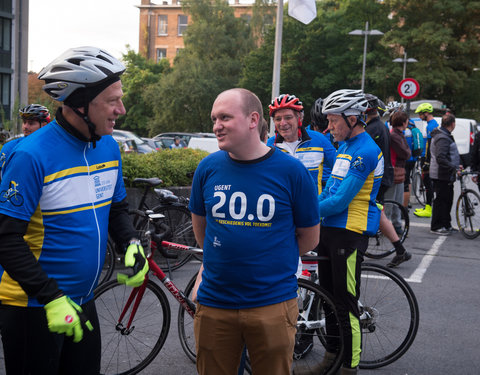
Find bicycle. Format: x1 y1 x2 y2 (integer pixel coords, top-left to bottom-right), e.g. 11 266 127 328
295 255 419 371
455 170 480 239
99 177 197 286
365 199 410 259
0 180 24 206
411 159 426 206
94 209 224 375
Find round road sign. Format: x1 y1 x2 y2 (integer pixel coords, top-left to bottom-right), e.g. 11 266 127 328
398 78 420 99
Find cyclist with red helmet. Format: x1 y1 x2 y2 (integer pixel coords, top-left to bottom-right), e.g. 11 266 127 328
0 104 51 178
267 94 336 193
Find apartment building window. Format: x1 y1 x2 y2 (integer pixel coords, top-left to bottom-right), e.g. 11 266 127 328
156 48 167 62
177 15 188 36
157 15 168 35
1 73 10 107
0 17 11 50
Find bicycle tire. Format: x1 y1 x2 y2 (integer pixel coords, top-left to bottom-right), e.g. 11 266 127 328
366 200 409 259
359 263 419 369
97 239 115 287
293 279 343 375
177 271 252 374
95 279 171 375
152 204 196 271
412 171 426 206
456 189 480 239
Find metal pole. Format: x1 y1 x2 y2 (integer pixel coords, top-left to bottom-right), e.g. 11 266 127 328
270 0 284 135
361 21 368 92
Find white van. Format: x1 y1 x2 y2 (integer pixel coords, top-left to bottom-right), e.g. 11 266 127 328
188 137 219 153
412 117 478 165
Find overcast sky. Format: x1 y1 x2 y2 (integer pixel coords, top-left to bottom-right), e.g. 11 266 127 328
28 0 140 72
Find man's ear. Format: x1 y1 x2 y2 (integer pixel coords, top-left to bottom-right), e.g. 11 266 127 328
249 111 260 130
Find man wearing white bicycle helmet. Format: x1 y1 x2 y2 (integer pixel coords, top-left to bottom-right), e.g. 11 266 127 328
317 89 383 375
0 47 146 375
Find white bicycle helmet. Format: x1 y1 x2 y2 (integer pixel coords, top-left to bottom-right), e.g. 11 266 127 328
38 46 126 102
322 89 368 116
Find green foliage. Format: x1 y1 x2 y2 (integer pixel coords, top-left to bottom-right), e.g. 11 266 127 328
118 48 171 136
121 148 208 187
146 0 255 135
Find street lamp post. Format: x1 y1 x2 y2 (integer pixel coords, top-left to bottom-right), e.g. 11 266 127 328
349 21 384 92
393 51 418 104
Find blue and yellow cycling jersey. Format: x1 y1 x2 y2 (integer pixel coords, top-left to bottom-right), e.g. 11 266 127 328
0 137 23 178
267 129 336 194
319 131 383 236
0 120 126 307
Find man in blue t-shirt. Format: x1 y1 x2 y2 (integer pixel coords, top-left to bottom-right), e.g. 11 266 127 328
414 102 439 217
316 89 383 375
189 88 320 375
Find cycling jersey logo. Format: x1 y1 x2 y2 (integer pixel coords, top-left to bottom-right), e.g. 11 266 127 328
96 164 106 170
93 176 101 187
213 236 222 247
351 156 365 172
0 180 24 206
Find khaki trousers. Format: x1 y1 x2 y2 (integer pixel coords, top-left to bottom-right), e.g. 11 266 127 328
194 298 298 375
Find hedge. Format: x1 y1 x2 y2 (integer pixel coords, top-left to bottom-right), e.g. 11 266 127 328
121 148 209 187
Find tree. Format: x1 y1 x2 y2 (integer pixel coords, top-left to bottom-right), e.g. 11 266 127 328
240 0 394 122
147 0 255 135
118 48 171 135
383 0 480 116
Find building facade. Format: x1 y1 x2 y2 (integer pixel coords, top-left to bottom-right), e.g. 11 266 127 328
0 0 28 132
138 0 272 64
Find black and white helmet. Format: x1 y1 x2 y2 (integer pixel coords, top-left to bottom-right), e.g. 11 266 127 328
322 89 368 116
38 46 126 102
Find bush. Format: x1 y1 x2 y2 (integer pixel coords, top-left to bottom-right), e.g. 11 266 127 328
121 148 209 187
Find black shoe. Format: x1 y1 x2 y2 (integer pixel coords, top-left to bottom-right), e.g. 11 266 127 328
387 252 412 268
293 333 314 360
446 227 458 233
430 227 451 236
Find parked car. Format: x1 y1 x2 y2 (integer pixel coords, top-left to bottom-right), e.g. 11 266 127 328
187 137 219 153
112 129 155 153
412 117 478 166
142 137 164 151
153 132 215 146
153 136 188 150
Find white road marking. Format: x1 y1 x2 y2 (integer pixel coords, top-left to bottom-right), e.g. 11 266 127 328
410 222 430 228
405 236 447 283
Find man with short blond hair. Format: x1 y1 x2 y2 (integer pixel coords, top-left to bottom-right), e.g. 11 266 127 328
190 88 320 375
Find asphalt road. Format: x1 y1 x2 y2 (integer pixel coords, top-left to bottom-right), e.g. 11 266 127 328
1 180 479 375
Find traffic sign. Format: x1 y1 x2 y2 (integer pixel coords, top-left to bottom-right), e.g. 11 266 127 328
398 78 420 99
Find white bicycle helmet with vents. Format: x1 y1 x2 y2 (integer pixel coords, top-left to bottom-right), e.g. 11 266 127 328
38 46 126 102
322 89 368 116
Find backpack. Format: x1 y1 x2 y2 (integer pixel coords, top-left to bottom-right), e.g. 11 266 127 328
410 126 424 157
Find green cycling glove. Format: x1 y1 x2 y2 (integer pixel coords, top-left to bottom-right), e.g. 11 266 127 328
44 296 93 343
117 239 149 287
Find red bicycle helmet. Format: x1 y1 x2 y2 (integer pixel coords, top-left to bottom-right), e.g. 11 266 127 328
269 94 304 117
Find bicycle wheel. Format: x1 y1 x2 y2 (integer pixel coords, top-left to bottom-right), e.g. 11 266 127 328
456 189 480 239
152 205 196 271
292 279 343 375
412 171 426 206
359 263 419 369
178 272 198 363
177 271 252 374
98 238 115 287
95 279 171 375
366 200 409 259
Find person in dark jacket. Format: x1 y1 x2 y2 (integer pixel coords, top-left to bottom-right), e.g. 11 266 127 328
385 111 412 267
364 94 410 268
429 114 461 235
470 131 480 192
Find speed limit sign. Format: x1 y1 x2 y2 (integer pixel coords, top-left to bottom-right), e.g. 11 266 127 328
398 78 420 99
